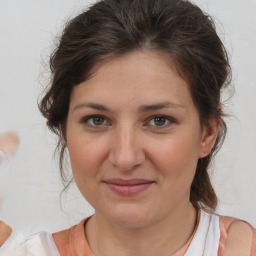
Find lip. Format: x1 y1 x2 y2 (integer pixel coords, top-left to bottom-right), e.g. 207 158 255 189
103 179 155 196
104 178 154 185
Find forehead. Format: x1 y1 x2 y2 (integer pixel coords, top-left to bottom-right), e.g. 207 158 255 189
87 50 181 86
69 50 195 112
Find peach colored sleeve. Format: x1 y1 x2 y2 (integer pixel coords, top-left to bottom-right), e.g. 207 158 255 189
53 217 94 256
52 228 72 255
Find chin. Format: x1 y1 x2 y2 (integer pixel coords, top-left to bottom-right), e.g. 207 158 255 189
103 206 154 228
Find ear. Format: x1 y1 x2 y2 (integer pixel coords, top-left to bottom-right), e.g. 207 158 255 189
198 118 220 159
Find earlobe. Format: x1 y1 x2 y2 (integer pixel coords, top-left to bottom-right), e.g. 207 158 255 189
198 119 220 159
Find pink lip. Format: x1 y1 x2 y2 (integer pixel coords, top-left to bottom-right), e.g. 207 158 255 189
103 179 155 196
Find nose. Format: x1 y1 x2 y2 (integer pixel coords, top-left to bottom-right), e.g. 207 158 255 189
108 125 145 171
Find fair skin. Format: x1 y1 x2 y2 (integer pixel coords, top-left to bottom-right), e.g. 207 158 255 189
0 52 251 255
66 50 219 256
224 222 252 256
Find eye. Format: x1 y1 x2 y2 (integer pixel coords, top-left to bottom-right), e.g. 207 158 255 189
81 115 109 127
147 115 174 128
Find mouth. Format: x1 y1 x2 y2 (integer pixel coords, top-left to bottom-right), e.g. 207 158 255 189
103 179 155 196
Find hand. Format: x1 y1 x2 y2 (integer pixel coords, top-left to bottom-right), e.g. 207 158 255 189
0 132 19 164
0 220 12 247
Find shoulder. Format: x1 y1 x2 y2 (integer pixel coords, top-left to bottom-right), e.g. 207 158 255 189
52 227 72 255
219 215 256 256
52 216 93 256
224 221 253 256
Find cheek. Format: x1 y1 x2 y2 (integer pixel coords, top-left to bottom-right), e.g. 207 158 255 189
148 136 199 185
67 137 103 202
67 135 108 180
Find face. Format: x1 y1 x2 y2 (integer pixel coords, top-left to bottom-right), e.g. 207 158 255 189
66 50 217 228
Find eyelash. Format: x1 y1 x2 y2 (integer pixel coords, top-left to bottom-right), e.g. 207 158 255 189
80 115 109 128
145 115 176 128
80 115 176 129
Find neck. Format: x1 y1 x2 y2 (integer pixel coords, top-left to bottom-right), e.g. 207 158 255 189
85 203 197 256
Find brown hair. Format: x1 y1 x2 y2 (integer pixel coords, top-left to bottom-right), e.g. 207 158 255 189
39 0 231 211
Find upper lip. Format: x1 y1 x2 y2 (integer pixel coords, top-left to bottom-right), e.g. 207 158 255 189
103 179 154 186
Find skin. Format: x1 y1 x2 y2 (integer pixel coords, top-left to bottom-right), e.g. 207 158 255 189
66 50 219 256
223 222 252 256
0 132 19 164
0 220 12 247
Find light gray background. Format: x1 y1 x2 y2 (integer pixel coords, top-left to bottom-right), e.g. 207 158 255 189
0 0 255 236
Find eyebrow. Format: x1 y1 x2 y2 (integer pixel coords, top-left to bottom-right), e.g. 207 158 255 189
138 101 185 112
73 102 113 112
73 101 185 113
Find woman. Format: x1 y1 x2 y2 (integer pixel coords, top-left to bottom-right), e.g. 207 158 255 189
2 0 256 255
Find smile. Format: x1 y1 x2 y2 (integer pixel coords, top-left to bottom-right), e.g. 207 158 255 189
103 179 155 196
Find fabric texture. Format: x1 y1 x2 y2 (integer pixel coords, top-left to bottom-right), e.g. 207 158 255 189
1 209 256 256
0 232 60 256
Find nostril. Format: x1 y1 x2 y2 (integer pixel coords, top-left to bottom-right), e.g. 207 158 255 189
108 150 145 171
108 132 146 170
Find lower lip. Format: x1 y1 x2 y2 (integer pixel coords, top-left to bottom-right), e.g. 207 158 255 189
104 182 154 196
